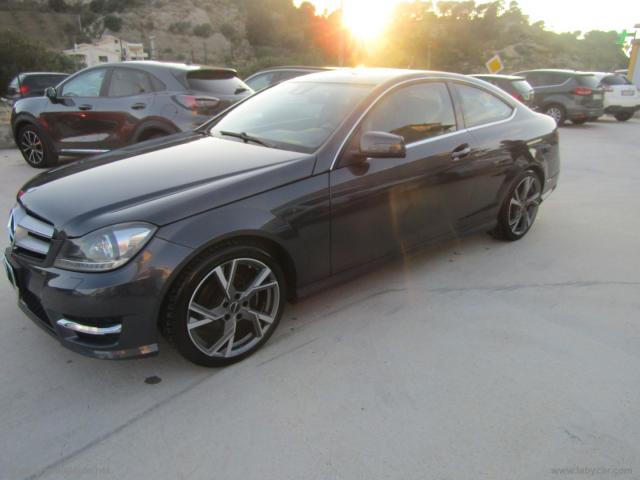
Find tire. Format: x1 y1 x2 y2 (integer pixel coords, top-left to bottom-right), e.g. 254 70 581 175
544 104 566 126
570 118 587 125
614 112 633 122
162 243 286 367
17 124 58 168
492 170 543 241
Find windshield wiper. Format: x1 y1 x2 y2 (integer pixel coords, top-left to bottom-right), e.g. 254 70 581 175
219 130 273 148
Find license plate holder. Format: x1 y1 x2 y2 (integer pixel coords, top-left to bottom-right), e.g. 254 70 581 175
621 90 635 96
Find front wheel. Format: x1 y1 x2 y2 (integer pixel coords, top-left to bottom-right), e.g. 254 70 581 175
614 112 633 122
162 244 286 367
492 171 543 241
17 124 58 168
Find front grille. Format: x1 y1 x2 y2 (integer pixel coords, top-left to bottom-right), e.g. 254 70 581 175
21 288 52 329
8 205 54 260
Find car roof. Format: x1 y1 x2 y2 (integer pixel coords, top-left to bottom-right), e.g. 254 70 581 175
293 68 474 86
471 74 525 81
516 68 595 76
117 61 237 75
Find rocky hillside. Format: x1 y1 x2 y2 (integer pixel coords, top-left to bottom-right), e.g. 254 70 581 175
0 0 255 67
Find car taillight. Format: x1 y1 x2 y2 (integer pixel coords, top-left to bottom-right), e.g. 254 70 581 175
602 85 613 92
573 87 592 96
173 95 220 114
511 92 524 102
19 85 29 95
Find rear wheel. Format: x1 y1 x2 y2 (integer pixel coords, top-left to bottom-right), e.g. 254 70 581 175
614 112 633 122
17 124 57 168
544 104 566 126
162 244 286 367
492 171 542 241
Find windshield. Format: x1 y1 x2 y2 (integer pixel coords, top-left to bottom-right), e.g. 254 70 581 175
209 81 373 153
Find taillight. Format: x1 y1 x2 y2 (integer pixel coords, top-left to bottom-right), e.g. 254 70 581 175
602 85 613 92
19 85 29 95
173 95 220 115
511 92 524 102
573 87 592 96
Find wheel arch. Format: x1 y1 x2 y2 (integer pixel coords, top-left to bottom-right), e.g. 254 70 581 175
156 231 298 330
132 119 180 143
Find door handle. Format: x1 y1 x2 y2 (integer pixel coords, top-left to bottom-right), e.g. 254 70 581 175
451 144 472 161
131 103 146 110
78 104 93 111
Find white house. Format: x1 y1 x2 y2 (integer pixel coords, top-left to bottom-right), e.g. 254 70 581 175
64 34 148 68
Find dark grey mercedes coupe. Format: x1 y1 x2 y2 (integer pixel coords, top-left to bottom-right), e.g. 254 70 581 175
4 68 559 366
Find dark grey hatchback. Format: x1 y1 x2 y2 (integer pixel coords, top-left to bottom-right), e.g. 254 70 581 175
4 68 560 367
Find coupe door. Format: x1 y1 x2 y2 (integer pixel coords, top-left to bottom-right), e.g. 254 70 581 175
451 82 516 226
329 81 477 274
42 67 112 152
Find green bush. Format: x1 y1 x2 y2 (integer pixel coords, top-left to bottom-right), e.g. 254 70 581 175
192 23 212 39
169 21 191 35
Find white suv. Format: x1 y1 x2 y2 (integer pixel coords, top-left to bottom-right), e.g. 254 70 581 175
592 72 640 122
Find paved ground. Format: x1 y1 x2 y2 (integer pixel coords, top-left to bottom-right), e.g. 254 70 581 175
1 117 639 480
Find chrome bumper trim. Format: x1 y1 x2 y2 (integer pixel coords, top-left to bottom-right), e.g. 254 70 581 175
56 319 122 335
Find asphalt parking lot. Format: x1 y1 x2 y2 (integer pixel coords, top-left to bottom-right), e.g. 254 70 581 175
1 117 639 480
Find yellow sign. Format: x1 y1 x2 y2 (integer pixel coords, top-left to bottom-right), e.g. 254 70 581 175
485 55 504 74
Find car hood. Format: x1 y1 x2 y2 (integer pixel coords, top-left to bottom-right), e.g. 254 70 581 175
19 133 316 237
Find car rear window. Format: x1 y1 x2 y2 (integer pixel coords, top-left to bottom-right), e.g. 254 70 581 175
575 75 600 88
22 74 67 89
186 70 251 95
601 75 632 86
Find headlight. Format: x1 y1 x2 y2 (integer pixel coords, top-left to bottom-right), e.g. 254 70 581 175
54 223 156 272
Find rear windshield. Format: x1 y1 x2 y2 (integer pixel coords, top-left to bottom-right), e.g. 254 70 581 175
575 75 600 88
511 79 533 95
186 70 251 96
21 74 67 89
601 75 632 86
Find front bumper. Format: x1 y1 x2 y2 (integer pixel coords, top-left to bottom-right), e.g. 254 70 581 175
3 237 193 359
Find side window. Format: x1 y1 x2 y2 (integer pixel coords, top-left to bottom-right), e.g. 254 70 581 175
455 83 513 128
60 69 107 97
246 72 276 92
108 68 154 97
544 73 568 86
362 82 457 144
276 70 307 82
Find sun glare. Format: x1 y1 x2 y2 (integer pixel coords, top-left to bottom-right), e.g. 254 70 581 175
342 0 396 42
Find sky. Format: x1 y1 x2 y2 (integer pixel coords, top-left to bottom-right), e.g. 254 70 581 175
300 0 639 34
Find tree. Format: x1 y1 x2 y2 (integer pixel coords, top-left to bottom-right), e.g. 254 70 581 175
103 14 122 32
48 0 68 12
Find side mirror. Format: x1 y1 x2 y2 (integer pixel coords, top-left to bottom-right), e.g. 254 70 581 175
45 86 57 102
359 131 406 158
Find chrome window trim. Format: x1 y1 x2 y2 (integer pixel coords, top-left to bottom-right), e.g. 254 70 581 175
330 76 518 169
59 149 110 154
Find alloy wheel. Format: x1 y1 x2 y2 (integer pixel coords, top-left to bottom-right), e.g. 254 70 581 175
21 130 45 166
186 258 281 358
508 175 542 236
545 106 563 124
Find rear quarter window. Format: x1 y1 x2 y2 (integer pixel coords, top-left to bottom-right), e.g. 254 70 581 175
575 75 600 89
186 70 251 96
601 75 632 86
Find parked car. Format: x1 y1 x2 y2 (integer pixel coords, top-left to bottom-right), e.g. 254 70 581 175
5 72 69 103
513 69 604 125
470 74 535 108
11 61 253 168
244 66 333 92
4 68 559 366
589 72 639 121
